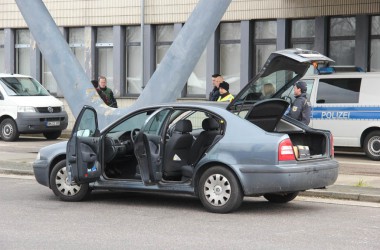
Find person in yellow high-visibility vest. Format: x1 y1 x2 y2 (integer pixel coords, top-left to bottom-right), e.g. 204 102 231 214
217 81 234 102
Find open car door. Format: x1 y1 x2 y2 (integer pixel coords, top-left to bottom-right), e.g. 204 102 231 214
134 108 172 185
67 106 101 184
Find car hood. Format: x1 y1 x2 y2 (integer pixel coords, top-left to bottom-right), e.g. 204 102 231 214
228 48 333 112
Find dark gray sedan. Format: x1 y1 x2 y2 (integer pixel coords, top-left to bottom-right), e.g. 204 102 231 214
33 49 339 213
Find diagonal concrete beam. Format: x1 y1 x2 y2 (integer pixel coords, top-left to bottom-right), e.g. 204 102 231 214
15 0 232 129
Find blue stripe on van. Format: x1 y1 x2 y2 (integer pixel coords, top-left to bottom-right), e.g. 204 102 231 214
312 106 380 120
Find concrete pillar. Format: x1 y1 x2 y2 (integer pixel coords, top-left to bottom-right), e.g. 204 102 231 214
240 21 253 89
113 26 125 97
315 17 328 56
277 19 290 50
4 28 15 74
355 15 369 71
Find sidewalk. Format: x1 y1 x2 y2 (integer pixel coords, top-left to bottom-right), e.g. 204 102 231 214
0 149 379 203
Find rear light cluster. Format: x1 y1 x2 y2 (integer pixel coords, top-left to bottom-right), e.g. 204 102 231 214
278 138 295 161
330 134 334 157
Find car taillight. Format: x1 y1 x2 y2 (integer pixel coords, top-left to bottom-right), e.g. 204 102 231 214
330 134 334 157
278 138 296 161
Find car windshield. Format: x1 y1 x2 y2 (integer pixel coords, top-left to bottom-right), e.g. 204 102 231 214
0 77 51 96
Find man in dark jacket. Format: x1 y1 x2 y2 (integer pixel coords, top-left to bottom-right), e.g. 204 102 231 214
208 74 223 101
287 81 311 125
97 76 118 108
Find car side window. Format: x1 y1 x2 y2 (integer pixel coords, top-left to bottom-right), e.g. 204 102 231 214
316 78 361 103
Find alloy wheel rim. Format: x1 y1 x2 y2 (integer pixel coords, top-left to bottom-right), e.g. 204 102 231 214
55 167 81 196
204 173 231 206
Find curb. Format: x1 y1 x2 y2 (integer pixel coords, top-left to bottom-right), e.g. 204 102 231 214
0 168 34 176
300 189 380 203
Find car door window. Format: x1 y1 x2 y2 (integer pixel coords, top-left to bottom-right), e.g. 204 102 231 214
144 109 171 135
77 108 97 137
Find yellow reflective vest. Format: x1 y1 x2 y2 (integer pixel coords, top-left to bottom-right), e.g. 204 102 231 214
217 93 234 102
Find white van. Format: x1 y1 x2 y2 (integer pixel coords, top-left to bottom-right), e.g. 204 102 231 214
0 73 68 141
280 68 380 160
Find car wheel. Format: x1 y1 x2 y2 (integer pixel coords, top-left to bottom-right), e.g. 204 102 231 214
364 131 380 160
198 166 243 213
43 131 62 140
0 118 19 141
50 160 91 201
263 192 299 203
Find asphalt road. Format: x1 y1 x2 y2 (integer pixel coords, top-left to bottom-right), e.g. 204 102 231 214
1 176 379 250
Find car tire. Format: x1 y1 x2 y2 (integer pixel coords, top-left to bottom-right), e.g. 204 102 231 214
198 166 243 213
50 160 91 201
43 131 62 140
263 192 299 203
363 131 380 161
0 118 19 141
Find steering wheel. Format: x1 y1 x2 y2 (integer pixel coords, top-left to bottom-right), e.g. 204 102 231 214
130 128 140 144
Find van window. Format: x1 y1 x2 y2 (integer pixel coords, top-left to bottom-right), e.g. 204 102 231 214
281 79 314 103
316 78 361 103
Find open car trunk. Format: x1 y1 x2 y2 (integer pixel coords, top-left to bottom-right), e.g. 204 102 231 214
242 98 329 159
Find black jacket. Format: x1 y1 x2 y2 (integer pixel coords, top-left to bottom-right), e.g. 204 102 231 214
209 87 220 101
287 93 311 125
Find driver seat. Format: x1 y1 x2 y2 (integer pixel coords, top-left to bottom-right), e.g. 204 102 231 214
163 120 193 179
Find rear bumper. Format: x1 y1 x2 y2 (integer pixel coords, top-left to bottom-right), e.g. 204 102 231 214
238 159 339 195
16 111 68 133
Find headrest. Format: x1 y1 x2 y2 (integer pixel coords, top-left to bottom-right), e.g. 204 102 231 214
202 118 219 130
175 120 192 133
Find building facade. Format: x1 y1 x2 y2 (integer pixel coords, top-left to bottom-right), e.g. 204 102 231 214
0 0 380 127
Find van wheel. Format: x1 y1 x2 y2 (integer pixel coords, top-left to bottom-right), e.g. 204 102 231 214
364 131 380 160
0 118 19 141
43 131 62 140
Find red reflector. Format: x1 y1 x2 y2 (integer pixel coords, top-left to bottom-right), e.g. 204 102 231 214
84 174 88 177
279 138 295 161
330 134 334 157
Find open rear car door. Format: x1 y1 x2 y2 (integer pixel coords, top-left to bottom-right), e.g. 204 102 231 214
67 106 101 184
134 108 172 185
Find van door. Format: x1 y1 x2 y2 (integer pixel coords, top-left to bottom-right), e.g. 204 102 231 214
66 106 101 184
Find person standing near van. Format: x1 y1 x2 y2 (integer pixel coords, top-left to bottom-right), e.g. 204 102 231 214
217 81 234 102
98 76 118 108
287 81 311 125
209 74 224 101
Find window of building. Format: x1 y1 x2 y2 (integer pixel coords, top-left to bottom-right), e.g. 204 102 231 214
155 25 174 67
370 15 380 72
0 30 4 72
254 20 277 74
126 26 142 95
316 78 361 103
69 27 85 69
15 29 30 75
329 17 356 65
42 59 57 95
187 48 206 96
291 19 315 50
96 27 114 89
219 22 241 95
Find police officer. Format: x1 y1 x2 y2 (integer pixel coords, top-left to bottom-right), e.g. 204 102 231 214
217 81 234 102
287 81 311 125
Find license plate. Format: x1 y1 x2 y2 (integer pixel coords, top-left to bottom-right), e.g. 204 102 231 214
46 121 60 127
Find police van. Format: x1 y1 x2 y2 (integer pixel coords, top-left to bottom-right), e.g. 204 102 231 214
280 67 380 160
0 73 68 141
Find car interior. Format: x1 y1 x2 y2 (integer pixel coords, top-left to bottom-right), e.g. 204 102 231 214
101 108 224 181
